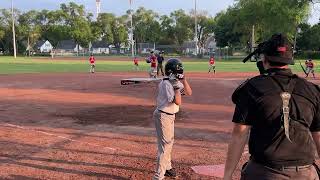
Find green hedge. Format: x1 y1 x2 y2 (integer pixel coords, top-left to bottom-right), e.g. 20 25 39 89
296 51 320 59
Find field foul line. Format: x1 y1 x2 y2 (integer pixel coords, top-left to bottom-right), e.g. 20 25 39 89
3 123 138 155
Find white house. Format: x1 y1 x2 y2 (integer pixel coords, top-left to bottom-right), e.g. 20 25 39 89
205 36 217 54
34 40 53 53
56 40 83 53
182 41 197 55
137 43 155 54
90 41 110 54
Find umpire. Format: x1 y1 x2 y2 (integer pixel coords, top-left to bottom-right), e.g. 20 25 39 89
157 51 165 76
224 33 320 180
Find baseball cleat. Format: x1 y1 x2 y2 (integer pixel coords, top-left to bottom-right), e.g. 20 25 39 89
164 169 177 178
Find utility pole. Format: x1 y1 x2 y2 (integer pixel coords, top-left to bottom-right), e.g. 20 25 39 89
294 27 301 51
11 0 17 58
129 0 134 58
293 27 301 60
194 0 198 56
251 25 255 60
96 0 101 18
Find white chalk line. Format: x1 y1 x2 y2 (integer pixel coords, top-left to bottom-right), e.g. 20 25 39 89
3 123 137 155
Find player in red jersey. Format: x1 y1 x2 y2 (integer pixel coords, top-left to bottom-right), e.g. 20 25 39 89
305 59 316 78
89 54 96 73
149 51 157 78
133 56 139 71
208 55 216 75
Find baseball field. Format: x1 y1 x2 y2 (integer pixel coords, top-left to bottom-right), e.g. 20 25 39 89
0 56 319 180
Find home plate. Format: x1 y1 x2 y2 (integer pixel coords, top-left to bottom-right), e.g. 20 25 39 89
121 78 162 85
191 164 225 178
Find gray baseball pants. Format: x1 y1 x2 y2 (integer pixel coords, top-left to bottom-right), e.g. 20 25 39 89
241 160 319 180
153 110 175 180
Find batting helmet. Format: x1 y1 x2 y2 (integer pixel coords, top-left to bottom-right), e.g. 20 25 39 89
165 58 184 78
145 57 151 63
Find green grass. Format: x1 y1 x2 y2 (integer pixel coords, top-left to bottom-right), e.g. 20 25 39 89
0 56 318 74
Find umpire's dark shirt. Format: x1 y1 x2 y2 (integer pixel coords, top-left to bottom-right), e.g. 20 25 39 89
232 68 320 167
157 56 164 64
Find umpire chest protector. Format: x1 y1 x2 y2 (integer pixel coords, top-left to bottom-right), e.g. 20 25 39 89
266 71 297 142
232 68 320 166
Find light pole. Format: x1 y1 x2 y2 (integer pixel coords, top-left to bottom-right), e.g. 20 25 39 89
251 25 255 60
194 0 198 56
294 27 301 53
11 0 17 58
293 27 301 63
129 0 135 58
96 0 101 18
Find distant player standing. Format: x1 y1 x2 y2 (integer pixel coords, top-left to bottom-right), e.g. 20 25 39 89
305 59 316 78
157 51 165 76
153 58 192 180
149 51 157 78
50 49 54 59
208 55 216 74
89 54 96 73
133 56 139 71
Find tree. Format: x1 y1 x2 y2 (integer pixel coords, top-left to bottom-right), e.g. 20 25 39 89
96 13 128 52
42 25 71 47
132 7 160 44
308 24 320 50
170 9 193 45
18 10 43 55
0 8 21 54
96 13 116 44
213 8 243 47
0 1 318 56
40 10 71 47
111 16 128 51
60 2 86 23
70 17 93 49
237 0 311 41
0 28 5 52
0 29 4 40
192 11 215 53
213 0 312 49
297 23 320 50
0 13 7 51
59 2 93 50
159 15 175 44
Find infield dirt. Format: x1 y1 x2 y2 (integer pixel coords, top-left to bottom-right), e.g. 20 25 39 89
0 72 318 179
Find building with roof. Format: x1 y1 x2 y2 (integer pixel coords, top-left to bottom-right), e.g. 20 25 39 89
56 40 82 54
182 41 197 55
205 35 217 54
34 40 53 53
90 41 110 54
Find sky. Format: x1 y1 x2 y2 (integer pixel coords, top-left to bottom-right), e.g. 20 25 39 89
1 0 320 25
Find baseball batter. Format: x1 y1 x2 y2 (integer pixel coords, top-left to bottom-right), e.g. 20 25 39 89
153 58 192 180
305 59 316 78
89 54 96 73
149 51 157 78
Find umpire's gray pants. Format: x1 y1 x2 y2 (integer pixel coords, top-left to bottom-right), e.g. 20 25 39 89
153 110 175 180
241 160 319 180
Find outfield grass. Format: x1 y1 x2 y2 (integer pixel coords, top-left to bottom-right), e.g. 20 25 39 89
0 56 318 74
